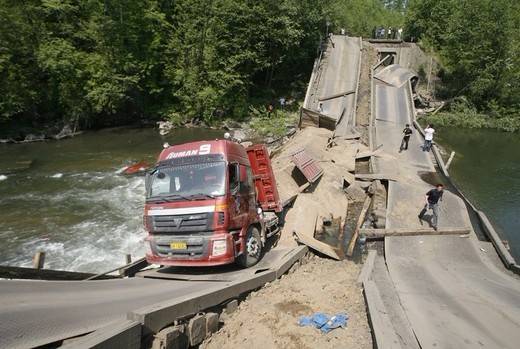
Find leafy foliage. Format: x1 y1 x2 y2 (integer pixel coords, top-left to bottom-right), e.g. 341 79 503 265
0 0 403 131
406 0 520 130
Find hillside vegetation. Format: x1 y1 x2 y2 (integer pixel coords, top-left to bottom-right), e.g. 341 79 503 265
407 0 520 131
0 0 402 134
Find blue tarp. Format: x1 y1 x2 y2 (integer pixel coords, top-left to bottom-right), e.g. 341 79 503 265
298 312 349 333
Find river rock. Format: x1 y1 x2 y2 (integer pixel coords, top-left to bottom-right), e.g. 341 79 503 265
55 125 73 140
24 134 46 142
157 120 174 135
232 130 247 141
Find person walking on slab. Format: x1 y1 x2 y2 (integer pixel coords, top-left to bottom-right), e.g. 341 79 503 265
399 124 413 152
418 184 444 230
423 124 435 152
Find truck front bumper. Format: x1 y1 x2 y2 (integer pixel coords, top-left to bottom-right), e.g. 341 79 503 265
146 233 236 266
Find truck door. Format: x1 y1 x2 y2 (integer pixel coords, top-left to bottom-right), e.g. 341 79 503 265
228 163 245 231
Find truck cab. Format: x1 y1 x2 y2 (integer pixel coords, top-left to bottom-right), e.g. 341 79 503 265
144 139 281 267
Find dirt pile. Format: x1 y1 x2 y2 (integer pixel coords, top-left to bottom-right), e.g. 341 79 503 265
201 256 372 349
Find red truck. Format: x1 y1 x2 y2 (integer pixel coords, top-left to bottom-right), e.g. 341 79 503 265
143 138 283 267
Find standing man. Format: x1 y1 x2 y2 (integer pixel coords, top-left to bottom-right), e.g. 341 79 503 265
399 124 413 152
418 184 444 230
423 124 435 152
279 96 286 110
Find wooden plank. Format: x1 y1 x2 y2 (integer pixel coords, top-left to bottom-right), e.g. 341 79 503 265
355 148 382 159
363 280 402 349
32 252 45 269
87 257 148 280
0 265 118 281
119 257 149 277
318 89 355 102
357 250 377 286
355 173 398 181
445 151 456 170
346 195 372 257
293 230 341 260
360 227 470 239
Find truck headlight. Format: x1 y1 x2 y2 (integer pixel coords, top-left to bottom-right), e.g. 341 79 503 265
212 239 227 256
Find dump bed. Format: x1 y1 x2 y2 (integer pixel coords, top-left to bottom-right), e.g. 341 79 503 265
246 144 283 213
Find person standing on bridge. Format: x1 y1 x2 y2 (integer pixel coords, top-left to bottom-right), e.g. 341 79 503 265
399 124 413 152
423 124 435 152
418 184 444 230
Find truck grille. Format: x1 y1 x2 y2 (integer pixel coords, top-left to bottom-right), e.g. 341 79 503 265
154 237 208 259
151 213 211 234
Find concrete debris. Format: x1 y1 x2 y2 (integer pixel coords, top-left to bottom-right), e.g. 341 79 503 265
188 314 207 347
205 313 219 338
293 230 341 260
152 325 187 349
344 182 367 202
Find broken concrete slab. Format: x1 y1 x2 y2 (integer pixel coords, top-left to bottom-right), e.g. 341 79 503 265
152 325 188 349
293 230 341 260
205 313 219 337
187 315 206 347
344 182 367 202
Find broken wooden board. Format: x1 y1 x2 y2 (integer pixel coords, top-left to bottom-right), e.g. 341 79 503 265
293 230 341 260
355 173 398 181
318 89 355 102
361 227 471 239
356 148 383 160
346 195 372 257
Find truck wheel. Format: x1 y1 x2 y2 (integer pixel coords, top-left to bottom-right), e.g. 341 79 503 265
237 226 262 268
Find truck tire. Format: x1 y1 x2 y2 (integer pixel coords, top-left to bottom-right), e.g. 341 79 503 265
237 226 262 268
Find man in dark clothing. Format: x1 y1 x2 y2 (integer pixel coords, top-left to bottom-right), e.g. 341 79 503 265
418 184 444 230
399 124 413 152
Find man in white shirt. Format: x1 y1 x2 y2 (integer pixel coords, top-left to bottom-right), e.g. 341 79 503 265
423 124 435 152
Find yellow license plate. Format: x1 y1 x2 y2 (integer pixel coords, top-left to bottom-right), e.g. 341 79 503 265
170 242 187 250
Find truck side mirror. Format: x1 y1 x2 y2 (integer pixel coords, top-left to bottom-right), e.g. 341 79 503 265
145 171 152 195
229 163 240 195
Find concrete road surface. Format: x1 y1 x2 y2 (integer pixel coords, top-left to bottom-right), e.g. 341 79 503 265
373 63 520 348
0 277 214 349
310 35 360 136
0 248 293 349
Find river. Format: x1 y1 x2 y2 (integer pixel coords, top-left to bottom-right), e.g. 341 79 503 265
437 128 520 262
1 126 518 272
0 127 222 272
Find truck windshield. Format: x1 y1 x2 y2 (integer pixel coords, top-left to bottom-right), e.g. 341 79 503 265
147 161 226 200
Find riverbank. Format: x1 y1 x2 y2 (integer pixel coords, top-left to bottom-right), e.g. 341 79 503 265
421 109 520 132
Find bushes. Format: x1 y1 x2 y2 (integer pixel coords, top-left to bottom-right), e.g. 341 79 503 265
423 101 520 132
